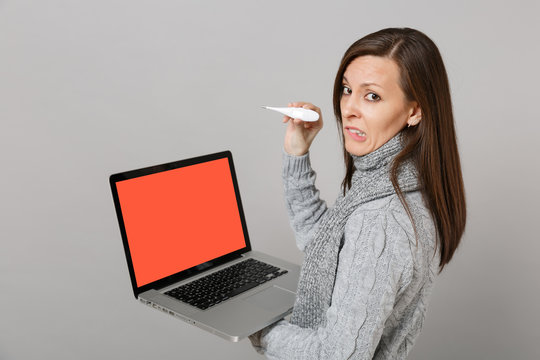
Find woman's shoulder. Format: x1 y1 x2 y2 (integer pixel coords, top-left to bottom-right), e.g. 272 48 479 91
344 191 437 264
348 190 425 212
348 191 432 228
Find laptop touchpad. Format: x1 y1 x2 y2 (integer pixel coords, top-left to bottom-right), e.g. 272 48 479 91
243 286 295 312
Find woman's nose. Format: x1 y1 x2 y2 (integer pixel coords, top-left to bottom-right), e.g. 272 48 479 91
341 96 360 119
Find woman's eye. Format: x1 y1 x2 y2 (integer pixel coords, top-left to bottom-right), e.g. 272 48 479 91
366 92 380 101
342 86 352 95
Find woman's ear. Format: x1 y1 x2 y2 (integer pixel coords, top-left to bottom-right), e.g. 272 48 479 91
407 102 422 127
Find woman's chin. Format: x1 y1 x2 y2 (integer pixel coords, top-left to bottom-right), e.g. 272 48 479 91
345 143 370 157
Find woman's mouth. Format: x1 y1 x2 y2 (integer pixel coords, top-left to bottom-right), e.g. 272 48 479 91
345 126 367 141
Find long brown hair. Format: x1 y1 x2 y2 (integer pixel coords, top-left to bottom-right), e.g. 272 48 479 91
333 28 466 272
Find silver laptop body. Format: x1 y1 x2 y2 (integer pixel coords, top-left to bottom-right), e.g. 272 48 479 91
110 151 300 342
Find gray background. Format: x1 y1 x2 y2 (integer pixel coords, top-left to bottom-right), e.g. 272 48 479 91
1 0 539 359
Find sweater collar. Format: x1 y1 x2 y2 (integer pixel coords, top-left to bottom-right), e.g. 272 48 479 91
352 132 403 171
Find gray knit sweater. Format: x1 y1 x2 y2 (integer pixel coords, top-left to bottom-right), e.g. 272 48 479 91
258 151 439 359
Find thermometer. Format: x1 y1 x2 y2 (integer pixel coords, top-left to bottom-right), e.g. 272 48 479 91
262 106 319 122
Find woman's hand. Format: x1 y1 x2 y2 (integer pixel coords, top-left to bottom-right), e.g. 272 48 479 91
283 102 323 156
248 330 265 354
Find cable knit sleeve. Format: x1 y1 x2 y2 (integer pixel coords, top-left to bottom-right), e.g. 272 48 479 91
282 150 329 251
258 200 413 359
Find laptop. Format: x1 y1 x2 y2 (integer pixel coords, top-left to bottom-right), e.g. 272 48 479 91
109 150 300 342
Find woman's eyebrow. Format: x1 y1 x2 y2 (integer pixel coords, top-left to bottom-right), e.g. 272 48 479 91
361 81 383 88
342 76 382 88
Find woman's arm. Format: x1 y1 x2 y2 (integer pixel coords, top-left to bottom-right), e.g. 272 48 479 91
280 101 326 251
259 207 412 359
282 151 328 251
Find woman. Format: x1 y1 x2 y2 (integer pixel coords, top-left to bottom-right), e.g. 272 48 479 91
250 27 466 359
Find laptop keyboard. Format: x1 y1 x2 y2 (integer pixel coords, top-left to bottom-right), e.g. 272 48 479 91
164 258 288 310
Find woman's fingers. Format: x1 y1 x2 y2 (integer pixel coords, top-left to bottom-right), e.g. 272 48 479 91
284 101 323 132
284 102 323 128
289 102 319 112
289 101 307 109
288 102 322 121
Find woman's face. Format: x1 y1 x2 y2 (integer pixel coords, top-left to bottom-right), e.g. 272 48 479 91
340 55 421 156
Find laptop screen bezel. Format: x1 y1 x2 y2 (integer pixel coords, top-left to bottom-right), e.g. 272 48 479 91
109 150 252 299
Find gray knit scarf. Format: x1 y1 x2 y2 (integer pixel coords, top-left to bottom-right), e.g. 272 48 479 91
289 132 421 329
